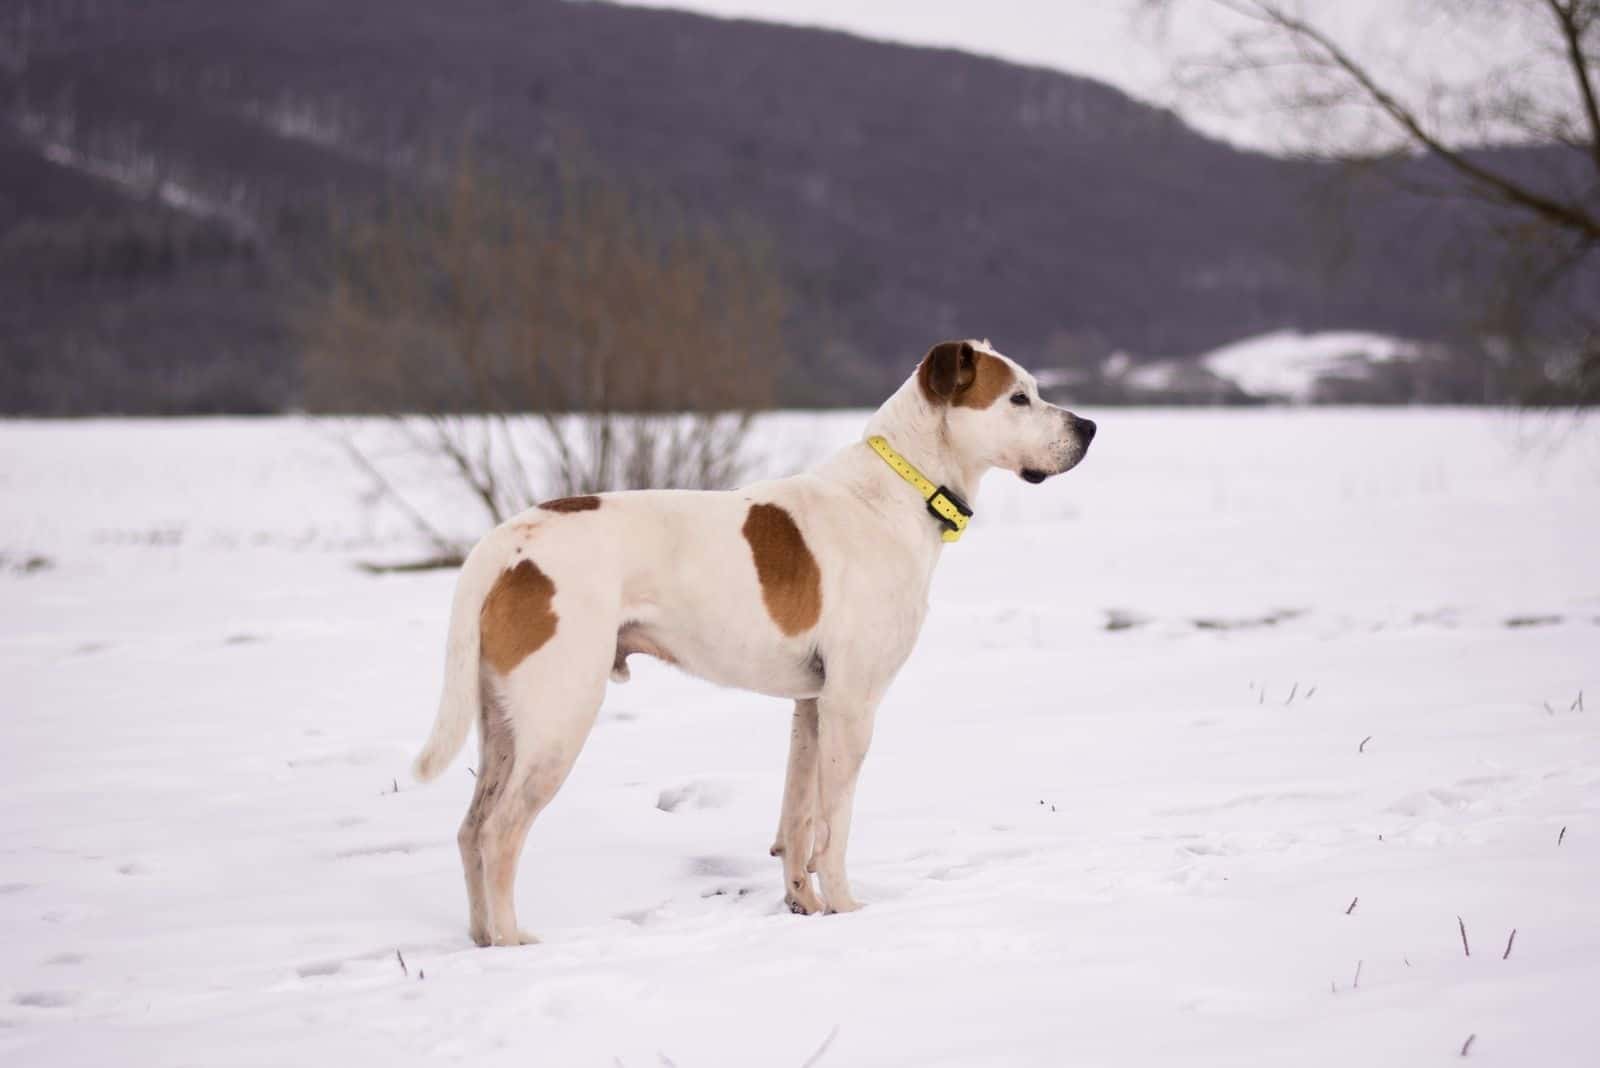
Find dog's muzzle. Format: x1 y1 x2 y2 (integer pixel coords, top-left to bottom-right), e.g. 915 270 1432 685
1022 414 1097 483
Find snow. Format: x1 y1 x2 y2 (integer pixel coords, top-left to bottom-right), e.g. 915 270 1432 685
1201 330 1424 403
2 409 1598 1066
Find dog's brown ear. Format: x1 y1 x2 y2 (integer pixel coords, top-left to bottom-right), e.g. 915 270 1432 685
918 340 977 404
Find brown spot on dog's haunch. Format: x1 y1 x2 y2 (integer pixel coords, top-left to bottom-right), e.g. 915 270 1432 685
917 340 1015 409
540 495 601 513
479 560 558 674
741 503 822 636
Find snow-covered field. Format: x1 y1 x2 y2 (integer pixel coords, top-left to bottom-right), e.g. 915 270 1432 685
2 409 1597 1066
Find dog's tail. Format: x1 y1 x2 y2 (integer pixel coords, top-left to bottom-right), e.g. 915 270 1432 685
412 527 512 783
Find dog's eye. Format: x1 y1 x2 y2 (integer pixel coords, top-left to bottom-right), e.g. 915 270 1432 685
1010 392 1030 407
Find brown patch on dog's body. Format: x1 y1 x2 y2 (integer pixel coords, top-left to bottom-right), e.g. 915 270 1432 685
540 495 601 513
952 351 1013 409
917 341 1015 409
741 503 823 636
479 560 558 674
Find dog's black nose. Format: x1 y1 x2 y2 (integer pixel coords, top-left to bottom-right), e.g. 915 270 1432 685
1074 416 1097 443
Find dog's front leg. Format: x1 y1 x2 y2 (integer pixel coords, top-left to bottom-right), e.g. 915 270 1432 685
772 698 824 914
811 693 878 914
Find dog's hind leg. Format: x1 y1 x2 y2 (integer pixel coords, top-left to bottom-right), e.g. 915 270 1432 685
457 674 515 946
771 698 824 914
476 628 612 947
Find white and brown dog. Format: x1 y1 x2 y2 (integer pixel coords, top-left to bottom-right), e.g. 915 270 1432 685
412 339 1096 946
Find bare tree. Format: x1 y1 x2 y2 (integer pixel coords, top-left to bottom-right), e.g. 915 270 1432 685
1145 0 1599 403
302 153 787 557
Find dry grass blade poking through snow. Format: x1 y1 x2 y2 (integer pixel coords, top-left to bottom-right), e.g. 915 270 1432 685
799 1025 841 1068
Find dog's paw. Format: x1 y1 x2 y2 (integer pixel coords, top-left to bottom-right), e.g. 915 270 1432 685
489 928 541 947
824 895 864 915
784 876 824 915
786 891 823 915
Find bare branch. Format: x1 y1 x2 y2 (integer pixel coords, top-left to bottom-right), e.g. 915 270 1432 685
1546 0 1600 175
1231 0 1600 239
329 426 458 556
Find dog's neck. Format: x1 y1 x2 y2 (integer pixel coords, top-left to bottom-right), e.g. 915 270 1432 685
860 376 986 516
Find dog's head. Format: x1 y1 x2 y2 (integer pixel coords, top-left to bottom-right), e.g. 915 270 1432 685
917 339 1096 482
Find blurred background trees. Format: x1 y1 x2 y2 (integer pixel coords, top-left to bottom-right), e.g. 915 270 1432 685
1 0 1594 413
1146 0 1599 403
302 152 785 552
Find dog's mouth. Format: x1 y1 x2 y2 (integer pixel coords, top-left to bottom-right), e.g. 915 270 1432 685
1020 468 1049 484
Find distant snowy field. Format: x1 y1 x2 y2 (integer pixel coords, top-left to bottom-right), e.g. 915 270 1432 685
2 409 1598 1067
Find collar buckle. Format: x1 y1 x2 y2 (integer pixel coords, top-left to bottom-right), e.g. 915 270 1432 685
925 486 972 537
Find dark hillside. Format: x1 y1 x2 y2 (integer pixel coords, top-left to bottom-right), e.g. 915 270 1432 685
0 0 1557 411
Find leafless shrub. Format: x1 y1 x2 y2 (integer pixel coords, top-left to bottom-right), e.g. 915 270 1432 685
303 151 786 555
1142 0 1600 405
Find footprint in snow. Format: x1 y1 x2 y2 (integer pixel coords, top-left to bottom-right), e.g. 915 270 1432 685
656 780 733 812
1177 836 1234 857
296 960 344 979
13 991 76 1009
334 842 426 859
1191 609 1304 631
289 746 394 769
1157 789 1349 816
926 846 1034 881
700 884 762 900
1103 609 1151 632
688 855 760 878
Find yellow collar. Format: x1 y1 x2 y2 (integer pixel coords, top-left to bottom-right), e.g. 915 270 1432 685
867 435 973 543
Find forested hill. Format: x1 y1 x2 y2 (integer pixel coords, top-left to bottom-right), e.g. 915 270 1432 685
0 0 1531 412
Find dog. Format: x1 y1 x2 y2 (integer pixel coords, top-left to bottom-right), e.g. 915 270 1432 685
412 339 1097 946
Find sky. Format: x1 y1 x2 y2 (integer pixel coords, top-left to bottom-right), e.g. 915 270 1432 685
612 0 1560 154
